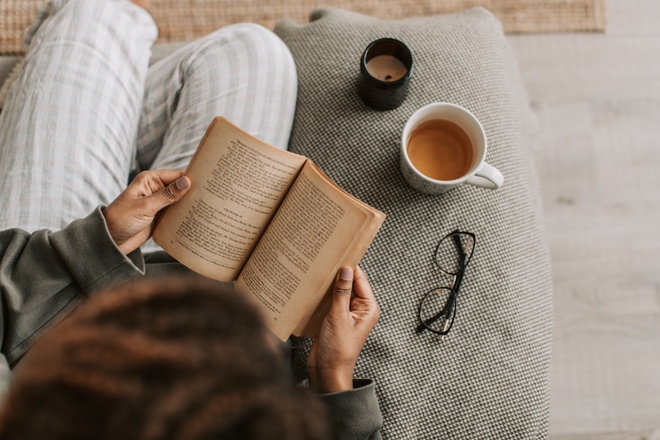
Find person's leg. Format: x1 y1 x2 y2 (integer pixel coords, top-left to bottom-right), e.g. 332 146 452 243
0 0 157 231
136 23 298 174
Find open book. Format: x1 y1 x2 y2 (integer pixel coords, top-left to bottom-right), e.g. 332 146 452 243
153 117 385 341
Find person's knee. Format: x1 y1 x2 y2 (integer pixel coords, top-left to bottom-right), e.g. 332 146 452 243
195 23 297 81
221 22 290 56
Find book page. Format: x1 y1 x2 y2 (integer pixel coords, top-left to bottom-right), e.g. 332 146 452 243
153 117 307 282
236 162 384 341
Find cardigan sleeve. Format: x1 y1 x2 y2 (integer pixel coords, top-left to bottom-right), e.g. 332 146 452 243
315 379 384 440
0 207 145 374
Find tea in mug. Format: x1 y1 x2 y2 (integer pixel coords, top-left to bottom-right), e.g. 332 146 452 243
406 119 474 181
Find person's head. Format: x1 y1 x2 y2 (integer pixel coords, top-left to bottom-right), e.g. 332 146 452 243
0 279 329 440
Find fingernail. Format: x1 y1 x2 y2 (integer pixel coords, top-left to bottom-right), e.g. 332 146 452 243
339 267 353 281
175 177 190 191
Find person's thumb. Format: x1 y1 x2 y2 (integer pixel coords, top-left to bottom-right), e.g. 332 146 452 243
147 176 191 213
330 266 354 315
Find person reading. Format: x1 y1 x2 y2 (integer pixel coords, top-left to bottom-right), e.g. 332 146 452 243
0 0 384 437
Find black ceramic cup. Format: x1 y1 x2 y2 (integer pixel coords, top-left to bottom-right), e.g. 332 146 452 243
358 38 414 111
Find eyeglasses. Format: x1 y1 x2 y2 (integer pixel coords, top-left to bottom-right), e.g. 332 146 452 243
416 230 476 339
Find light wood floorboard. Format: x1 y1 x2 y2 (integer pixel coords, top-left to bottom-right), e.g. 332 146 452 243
507 0 660 437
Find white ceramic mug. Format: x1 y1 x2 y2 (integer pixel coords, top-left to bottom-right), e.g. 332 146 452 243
400 103 504 195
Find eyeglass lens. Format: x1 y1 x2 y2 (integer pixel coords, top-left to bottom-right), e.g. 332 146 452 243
419 287 456 334
434 232 475 275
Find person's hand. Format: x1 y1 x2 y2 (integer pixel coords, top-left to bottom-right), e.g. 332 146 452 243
307 266 380 393
103 170 191 254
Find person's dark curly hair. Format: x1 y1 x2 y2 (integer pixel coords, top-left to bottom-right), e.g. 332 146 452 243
0 278 329 440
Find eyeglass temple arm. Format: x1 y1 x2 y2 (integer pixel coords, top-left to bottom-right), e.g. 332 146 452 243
439 233 473 334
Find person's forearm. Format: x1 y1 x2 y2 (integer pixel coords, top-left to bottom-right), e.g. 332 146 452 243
0 207 145 365
308 364 355 393
0 355 10 403
316 379 383 440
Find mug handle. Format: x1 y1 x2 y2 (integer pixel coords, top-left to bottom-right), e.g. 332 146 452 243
465 163 504 190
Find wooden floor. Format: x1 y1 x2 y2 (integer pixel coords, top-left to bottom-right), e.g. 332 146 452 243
506 0 660 438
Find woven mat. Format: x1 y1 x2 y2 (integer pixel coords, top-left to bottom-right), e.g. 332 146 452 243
0 0 607 55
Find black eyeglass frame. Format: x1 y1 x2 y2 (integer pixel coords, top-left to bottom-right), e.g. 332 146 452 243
416 230 476 336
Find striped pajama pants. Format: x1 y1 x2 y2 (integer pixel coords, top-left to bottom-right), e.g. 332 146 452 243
0 0 298 243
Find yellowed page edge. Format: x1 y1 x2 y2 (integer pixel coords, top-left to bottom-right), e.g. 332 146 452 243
294 217 383 338
235 161 385 341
